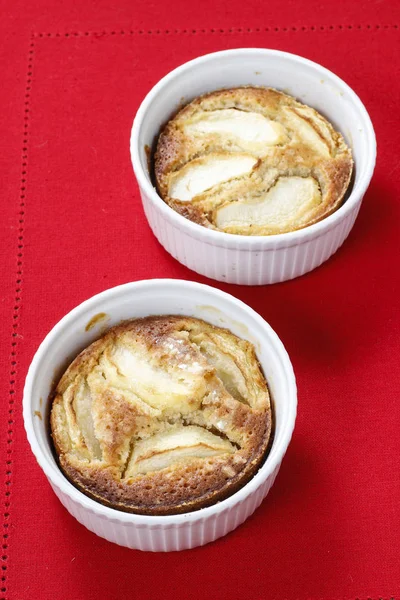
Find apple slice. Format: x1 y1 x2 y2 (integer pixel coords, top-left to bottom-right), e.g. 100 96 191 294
169 152 257 201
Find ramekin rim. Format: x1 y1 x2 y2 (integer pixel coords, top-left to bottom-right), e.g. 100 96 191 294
23 278 297 525
131 47 376 247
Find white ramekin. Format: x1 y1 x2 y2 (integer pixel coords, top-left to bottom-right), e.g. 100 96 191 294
23 279 296 551
130 48 376 285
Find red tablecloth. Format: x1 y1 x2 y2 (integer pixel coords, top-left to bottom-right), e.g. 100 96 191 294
1 1 400 599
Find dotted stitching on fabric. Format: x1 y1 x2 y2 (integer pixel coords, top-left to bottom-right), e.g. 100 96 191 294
0 34 34 600
31 24 399 37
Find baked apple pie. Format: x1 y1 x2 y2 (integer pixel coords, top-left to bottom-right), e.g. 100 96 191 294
154 87 353 235
50 316 272 515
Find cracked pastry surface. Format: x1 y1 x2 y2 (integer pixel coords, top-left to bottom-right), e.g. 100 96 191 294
154 86 353 235
50 316 272 515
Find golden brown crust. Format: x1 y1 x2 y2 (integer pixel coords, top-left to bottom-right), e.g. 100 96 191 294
154 86 353 235
50 316 272 515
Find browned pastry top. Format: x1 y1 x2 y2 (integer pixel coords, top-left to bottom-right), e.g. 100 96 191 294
154 87 353 235
50 316 272 515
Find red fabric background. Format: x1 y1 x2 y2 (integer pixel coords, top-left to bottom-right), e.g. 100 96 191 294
1 2 400 599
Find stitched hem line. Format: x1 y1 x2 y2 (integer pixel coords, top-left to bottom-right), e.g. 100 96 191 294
31 24 399 37
0 33 34 600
